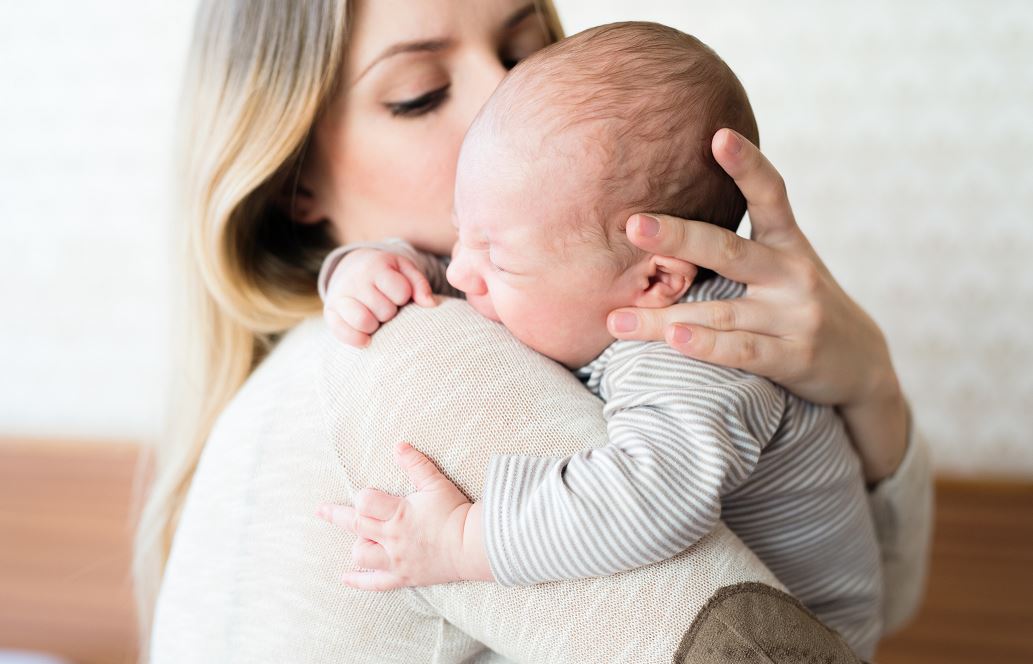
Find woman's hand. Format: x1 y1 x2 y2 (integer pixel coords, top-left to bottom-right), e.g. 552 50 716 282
316 442 493 590
607 129 908 483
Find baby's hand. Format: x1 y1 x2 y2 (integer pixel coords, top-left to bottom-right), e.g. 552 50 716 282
316 442 493 590
323 249 436 347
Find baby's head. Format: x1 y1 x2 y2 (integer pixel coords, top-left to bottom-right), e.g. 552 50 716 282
446 22 758 368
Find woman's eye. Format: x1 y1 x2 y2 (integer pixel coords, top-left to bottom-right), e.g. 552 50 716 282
385 84 451 118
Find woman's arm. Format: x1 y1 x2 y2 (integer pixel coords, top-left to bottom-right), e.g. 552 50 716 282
869 424 934 633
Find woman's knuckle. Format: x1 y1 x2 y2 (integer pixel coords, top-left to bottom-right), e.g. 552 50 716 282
720 232 746 262
711 302 736 330
799 343 818 368
762 173 789 206
800 302 824 335
794 260 822 294
738 335 759 364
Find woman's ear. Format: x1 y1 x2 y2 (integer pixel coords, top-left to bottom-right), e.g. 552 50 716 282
631 254 698 308
277 180 327 225
276 154 328 225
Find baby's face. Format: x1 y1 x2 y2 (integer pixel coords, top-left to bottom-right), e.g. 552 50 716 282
447 133 635 368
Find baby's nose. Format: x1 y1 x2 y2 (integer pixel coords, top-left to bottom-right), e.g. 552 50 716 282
446 255 487 296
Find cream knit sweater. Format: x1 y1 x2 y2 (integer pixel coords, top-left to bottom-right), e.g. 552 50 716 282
151 299 932 663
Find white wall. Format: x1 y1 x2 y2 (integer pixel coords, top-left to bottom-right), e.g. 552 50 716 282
1 1 1031 475
0 2 196 441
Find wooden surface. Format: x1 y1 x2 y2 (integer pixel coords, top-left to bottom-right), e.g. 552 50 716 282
0 439 140 664
876 477 1033 663
1 438 1032 663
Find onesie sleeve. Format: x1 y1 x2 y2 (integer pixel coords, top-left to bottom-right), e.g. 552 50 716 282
867 416 934 634
317 238 458 301
482 342 786 586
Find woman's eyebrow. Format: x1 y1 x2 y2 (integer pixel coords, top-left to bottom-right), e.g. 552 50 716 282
504 3 538 30
353 4 537 84
354 38 452 83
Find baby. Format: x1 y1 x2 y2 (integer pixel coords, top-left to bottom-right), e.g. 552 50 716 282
319 22 882 659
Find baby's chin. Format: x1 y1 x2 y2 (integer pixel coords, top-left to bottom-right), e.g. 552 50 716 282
465 294 501 323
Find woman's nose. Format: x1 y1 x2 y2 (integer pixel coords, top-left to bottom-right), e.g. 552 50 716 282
456 51 509 134
446 253 487 296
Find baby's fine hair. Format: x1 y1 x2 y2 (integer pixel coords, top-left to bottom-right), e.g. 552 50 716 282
481 21 759 265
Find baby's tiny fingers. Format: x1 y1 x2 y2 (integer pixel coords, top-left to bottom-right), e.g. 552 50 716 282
353 513 386 540
396 259 435 308
374 268 414 307
354 487 402 521
352 538 390 570
324 308 372 348
332 297 380 334
341 570 405 592
362 287 400 323
317 504 385 539
316 504 357 533
395 442 447 492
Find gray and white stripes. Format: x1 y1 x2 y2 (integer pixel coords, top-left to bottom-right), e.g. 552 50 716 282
482 276 883 659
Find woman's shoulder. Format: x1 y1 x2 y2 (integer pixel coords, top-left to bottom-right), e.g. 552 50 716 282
314 297 606 499
316 297 563 395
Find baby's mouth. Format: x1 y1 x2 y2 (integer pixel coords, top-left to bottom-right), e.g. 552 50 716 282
466 294 501 323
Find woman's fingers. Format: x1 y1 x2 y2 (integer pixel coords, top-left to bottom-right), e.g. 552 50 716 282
340 570 405 592
664 326 795 380
353 487 401 521
394 442 448 492
351 538 390 570
607 300 797 378
626 214 787 287
710 128 803 249
608 298 777 341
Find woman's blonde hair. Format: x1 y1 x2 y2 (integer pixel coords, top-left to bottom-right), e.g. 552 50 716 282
133 0 563 656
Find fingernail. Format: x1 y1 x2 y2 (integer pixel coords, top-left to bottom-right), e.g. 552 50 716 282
637 215 660 237
672 325 693 344
610 312 638 333
726 130 743 155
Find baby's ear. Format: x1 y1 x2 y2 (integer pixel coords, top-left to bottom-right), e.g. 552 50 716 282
631 255 697 308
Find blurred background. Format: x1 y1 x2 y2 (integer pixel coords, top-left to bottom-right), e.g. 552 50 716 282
1 1 1030 662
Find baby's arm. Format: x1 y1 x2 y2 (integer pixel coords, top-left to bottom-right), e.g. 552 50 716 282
320 342 784 588
319 239 452 347
482 343 785 585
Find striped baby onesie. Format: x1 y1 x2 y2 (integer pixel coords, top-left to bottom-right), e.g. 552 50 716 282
482 276 884 659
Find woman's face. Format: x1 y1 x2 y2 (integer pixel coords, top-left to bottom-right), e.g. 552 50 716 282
305 0 553 255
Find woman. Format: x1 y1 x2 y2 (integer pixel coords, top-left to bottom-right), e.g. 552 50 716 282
138 1 931 661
